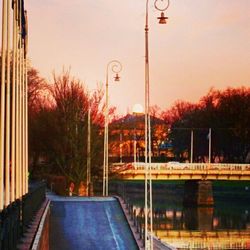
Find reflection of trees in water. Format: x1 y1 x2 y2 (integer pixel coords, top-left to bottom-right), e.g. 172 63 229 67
133 206 214 231
214 208 250 230
117 182 250 230
124 182 184 208
132 204 250 232
118 182 250 250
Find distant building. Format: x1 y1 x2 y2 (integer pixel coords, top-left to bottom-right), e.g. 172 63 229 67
109 113 173 161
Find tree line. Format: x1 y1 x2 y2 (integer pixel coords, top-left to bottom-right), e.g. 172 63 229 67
161 88 250 163
28 66 250 191
28 68 107 189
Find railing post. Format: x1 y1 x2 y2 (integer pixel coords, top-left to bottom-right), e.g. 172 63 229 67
133 209 136 226
136 215 139 233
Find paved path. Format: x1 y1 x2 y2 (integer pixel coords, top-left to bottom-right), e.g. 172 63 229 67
49 196 139 250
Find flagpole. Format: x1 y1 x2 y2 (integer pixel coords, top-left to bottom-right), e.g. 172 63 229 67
208 128 211 165
0 0 7 210
5 0 11 207
190 129 193 163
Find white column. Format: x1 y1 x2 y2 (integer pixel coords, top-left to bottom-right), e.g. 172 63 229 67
25 58 28 194
15 29 20 199
18 3 22 197
22 45 25 196
0 0 7 210
4 0 11 207
11 0 17 202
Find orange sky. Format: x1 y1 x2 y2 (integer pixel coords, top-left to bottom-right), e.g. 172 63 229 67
25 0 250 114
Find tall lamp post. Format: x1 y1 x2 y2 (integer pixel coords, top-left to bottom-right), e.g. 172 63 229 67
86 107 91 196
86 91 94 197
144 0 170 249
103 60 122 197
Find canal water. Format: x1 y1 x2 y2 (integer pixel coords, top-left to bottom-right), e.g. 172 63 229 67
115 181 250 250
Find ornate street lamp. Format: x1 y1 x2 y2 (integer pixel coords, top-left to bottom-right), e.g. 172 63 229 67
144 0 170 249
103 60 122 197
155 0 170 24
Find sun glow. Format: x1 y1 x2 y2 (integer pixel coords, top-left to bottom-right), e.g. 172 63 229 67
132 103 144 114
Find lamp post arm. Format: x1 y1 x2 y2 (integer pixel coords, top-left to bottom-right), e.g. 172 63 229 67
106 60 123 76
154 0 170 12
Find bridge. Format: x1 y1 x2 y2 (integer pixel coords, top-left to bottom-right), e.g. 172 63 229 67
112 162 250 206
111 162 250 181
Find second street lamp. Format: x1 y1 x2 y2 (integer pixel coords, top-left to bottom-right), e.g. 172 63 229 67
103 60 122 197
86 90 95 197
144 0 170 249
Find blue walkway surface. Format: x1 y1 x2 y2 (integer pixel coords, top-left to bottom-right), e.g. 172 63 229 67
49 197 139 250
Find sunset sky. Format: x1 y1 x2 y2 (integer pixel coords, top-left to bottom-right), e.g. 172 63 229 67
25 0 250 114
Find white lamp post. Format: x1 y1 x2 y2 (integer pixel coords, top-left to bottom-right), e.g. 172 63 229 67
86 101 91 196
103 60 122 197
144 0 170 248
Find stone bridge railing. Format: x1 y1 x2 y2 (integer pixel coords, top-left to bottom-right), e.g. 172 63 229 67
112 162 250 171
111 162 250 181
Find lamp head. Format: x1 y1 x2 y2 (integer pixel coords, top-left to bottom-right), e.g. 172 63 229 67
114 73 120 82
158 12 168 24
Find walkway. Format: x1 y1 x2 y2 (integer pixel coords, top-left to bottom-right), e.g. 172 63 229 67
48 196 139 250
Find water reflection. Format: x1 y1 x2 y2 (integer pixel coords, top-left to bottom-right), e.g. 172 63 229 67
121 183 250 249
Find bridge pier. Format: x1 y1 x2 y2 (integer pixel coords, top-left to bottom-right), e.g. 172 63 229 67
183 180 214 206
183 207 214 231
